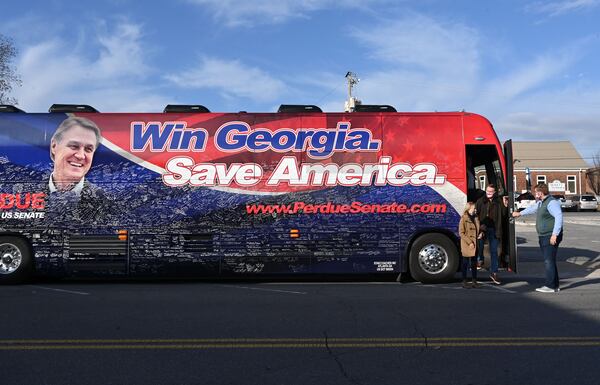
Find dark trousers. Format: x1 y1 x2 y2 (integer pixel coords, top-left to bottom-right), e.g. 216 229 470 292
538 233 562 289
461 257 477 280
477 227 499 273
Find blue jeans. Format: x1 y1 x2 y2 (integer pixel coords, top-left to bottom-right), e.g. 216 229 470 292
539 233 562 289
477 227 499 273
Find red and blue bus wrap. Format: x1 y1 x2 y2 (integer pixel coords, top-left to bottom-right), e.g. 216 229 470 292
0 111 511 282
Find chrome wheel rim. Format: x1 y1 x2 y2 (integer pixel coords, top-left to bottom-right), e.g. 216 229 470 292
417 243 448 274
0 243 22 274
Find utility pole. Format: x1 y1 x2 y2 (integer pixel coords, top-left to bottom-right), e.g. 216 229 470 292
344 71 361 112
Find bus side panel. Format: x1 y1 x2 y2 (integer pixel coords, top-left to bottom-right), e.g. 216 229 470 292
381 115 465 270
2 112 468 278
0 113 71 277
83 112 465 276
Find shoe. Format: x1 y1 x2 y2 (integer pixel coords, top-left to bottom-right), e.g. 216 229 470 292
476 261 483 270
471 280 481 288
490 273 501 285
462 280 472 289
535 286 560 293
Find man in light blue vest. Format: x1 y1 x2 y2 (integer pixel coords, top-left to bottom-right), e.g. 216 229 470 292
513 183 563 293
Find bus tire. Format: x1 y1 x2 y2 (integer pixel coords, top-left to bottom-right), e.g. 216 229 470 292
0 236 33 285
409 233 459 284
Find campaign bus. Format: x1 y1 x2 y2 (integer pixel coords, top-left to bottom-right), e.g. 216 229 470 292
0 104 517 284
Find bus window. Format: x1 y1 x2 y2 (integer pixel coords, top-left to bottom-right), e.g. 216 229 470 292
490 158 506 196
466 145 506 201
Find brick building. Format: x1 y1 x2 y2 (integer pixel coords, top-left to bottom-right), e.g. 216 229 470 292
512 141 592 196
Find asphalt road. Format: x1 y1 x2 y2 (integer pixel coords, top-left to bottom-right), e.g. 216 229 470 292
1 211 600 385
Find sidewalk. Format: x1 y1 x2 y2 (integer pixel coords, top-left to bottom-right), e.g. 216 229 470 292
515 215 600 227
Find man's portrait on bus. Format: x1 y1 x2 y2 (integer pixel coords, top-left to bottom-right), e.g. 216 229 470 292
49 116 101 193
45 116 112 222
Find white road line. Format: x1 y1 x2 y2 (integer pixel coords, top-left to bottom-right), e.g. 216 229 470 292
219 285 307 295
566 257 591 265
419 285 464 291
264 282 396 286
416 283 515 293
29 286 90 296
481 283 517 294
564 220 600 227
501 281 530 289
588 262 600 269
585 270 600 279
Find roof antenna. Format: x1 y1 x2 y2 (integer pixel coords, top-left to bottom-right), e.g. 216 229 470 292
344 71 362 112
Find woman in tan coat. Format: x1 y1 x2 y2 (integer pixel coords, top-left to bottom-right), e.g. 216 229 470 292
459 202 481 288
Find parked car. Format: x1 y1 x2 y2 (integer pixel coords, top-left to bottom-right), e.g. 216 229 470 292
515 192 536 211
571 194 598 211
552 194 577 211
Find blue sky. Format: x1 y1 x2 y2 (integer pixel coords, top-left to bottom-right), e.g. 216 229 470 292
2 0 600 163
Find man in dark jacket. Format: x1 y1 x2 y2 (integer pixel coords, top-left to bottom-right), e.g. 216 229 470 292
43 179 114 224
475 184 508 284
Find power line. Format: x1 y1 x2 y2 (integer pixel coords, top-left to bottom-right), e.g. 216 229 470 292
315 81 345 104
515 157 597 160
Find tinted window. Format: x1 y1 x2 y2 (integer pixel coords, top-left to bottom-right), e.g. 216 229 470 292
517 192 534 201
466 145 506 197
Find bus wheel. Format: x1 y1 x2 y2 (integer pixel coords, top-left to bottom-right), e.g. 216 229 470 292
0 237 33 284
409 234 459 284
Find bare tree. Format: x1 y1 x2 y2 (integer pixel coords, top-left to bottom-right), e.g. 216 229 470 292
587 150 600 195
0 34 21 105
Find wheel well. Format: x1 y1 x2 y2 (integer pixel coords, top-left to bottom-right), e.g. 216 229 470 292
402 229 460 273
0 233 35 264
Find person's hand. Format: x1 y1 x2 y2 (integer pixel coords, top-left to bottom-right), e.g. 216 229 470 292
503 196 509 207
512 211 521 218
477 234 483 239
470 243 476 250
550 234 558 245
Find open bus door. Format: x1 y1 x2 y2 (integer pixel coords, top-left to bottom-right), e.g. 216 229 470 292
466 143 516 272
504 139 518 272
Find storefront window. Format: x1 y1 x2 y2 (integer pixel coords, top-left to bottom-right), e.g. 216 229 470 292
567 175 576 194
